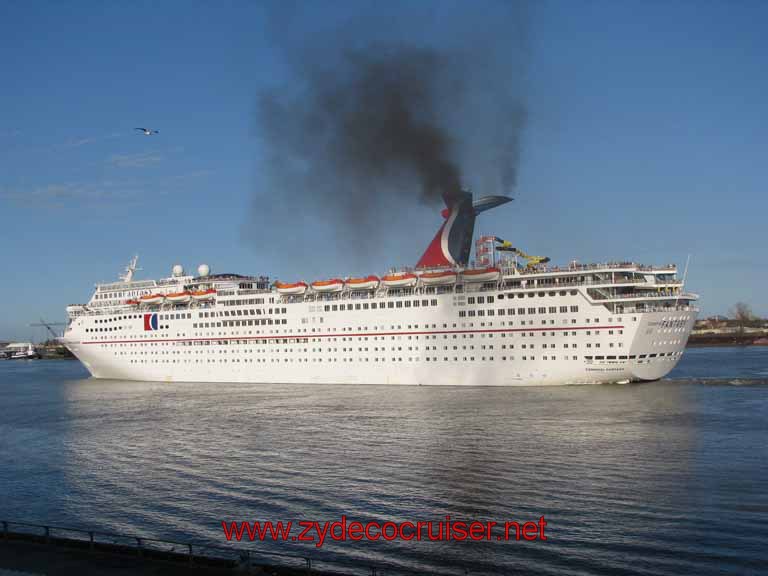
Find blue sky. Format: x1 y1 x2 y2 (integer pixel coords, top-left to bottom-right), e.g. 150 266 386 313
1 1 766 341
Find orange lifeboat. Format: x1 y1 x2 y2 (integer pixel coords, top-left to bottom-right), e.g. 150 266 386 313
311 278 344 293
139 293 164 306
382 272 418 288
346 275 380 290
166 291 192 304
420 270 457 286
462 267 501 283
191 289 216 301
276 281 308 295
125 299 139 306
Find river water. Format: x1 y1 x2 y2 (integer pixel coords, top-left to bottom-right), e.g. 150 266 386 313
1 347 766 574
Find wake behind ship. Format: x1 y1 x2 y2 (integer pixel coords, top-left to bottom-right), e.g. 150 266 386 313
63 192 698 385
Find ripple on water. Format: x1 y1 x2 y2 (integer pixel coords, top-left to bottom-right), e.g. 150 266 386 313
1 357 767 575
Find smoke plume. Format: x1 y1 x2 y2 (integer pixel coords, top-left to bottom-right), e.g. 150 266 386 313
251 1 528 269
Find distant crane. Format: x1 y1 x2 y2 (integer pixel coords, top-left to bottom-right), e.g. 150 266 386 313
29 319 67 341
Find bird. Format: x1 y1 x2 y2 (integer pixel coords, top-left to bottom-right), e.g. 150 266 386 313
134 127 159 135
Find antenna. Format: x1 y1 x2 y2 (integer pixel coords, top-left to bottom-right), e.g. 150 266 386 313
120 254 142 283
674 254 691 308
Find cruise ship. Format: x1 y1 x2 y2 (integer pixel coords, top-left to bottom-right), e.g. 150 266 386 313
62 192 698 385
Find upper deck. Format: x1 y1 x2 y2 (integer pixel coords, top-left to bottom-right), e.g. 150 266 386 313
67 259 697 321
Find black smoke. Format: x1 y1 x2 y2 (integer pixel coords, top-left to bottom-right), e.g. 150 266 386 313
250 1 528 270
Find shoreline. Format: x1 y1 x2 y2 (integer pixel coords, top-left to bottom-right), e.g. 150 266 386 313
687 334 768 348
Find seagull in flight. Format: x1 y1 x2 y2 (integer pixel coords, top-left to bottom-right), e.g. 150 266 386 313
134 127 159 135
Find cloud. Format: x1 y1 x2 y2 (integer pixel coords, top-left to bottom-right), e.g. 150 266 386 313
1 170 212 208
168 169 214 181
109 151 164 168
64 136 98 148
1 181 140 208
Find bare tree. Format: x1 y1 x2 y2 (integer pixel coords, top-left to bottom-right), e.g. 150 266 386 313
731 302 754 332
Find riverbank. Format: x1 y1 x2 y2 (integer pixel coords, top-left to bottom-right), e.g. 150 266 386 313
687 332 768 347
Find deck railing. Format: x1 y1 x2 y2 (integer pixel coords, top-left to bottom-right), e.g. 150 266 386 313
1 519 437 576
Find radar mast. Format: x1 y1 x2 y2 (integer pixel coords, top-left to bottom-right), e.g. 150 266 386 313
120 255 141 283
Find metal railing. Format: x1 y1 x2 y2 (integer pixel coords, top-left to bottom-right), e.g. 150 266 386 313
2 520 294 570
0 520 451 576
588 289 695 301
497 261 677 276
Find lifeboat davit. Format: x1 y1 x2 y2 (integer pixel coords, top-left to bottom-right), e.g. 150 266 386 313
346 275 380 290
311 278 344 292
139 293 165 306
420 270 457 286
166 291 192 304
382 272 418 288
462 267 501 283
191 289 216 301
276 281 308 295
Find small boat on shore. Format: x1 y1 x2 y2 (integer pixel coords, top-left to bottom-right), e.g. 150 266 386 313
3 342 39 360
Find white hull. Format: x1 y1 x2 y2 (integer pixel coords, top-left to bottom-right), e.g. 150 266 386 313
64 287 697 386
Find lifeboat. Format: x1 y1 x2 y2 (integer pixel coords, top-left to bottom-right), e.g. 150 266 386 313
139 293 165 306
125 299 139 306
420 270 457 286
346 275 380 291
311 279 344 293
462 267 501 283
191 289 216 301
382 272 418 288
276 281 308 295
166 291 192 304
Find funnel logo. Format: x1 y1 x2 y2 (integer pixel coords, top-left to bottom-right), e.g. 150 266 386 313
416 191 512 268
143 313 159 331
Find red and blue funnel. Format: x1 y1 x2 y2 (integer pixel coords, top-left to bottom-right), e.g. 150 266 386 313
416 191 512 268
